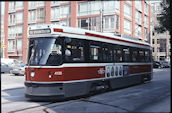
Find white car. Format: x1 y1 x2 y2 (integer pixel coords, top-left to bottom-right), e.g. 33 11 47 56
11 64 26 76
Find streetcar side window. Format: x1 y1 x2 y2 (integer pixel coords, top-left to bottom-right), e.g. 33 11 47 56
116 46 123 62
102 43 113 62
65 38 85 62
123 47 130 62
145 49 150 62
131 48 138 62
89 41 102 62
138 49 145 62
90 45 101 61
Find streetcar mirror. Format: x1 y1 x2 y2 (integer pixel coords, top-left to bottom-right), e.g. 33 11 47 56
65 37 71 43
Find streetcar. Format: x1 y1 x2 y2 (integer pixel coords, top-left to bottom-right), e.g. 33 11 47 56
25 24 153 100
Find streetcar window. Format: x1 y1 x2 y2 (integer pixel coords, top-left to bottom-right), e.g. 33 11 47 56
131 48 138 62
65 38 85 62
145 50 150 62
102 44 113 62
116 47 123 62
28 37 63 66
90 45 101 61
113 48 117 62
123 47 130 62
138 49 145 62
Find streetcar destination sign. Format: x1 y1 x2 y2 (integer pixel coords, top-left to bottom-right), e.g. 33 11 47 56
29 28 51 35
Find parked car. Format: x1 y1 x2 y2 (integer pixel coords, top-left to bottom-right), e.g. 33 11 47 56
1 58 20 69
161 62 170 68
153 61 162 68
1 63 12 73
11 64 26 76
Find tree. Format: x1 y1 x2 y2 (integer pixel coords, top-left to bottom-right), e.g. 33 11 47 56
154 0 171 35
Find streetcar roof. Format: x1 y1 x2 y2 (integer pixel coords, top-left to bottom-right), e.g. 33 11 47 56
28 24 151 47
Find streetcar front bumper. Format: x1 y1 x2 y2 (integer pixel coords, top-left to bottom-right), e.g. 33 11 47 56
25 82 65 101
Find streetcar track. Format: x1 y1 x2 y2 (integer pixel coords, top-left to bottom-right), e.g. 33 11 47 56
80 99 130 112
6 98 86 113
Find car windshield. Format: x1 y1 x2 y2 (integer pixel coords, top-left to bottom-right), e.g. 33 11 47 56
27 37 63 66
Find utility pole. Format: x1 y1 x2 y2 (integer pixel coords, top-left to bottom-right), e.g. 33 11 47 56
100 1 104 32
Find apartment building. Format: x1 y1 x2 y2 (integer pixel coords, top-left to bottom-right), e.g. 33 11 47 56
4 1 151 63
151 1 171 62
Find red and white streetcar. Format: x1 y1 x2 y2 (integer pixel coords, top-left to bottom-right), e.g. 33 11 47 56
25 24 153 100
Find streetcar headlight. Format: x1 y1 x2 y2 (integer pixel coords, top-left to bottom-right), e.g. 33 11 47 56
31 72 35 77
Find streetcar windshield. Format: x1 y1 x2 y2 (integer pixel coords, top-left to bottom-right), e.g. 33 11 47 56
27 37 63 66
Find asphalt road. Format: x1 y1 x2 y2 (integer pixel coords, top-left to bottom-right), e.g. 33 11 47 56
1 68 171 113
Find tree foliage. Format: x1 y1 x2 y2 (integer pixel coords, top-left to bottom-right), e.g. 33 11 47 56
154 0 171 34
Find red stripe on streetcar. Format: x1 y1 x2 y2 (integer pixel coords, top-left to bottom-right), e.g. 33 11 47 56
85 32 148 46
54 28 63 32
52 28 149 47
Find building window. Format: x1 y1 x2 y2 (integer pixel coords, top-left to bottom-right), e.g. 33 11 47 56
159 39 166 52
145 28 149 41
9 2 15 11
29 2 45 9
29 2 37 9
37 8 45 20
8 39 16 51
51 7 60 20
135 24 142 38
103 15 119 31
16 25 23 37
144 16 148 28
37 1 45 7
124 3 132 19
28 9 45 22
124 19 131 34
8 26 23 37
78 2 89 16
115 1 120 13
78 17 101 31
51 5 69 20
78 1 101 16
8 27 15 38
60 5 70 18
15 12 23 23
157 39 160 44
28 10 37 22
103 1 115 14
152 39 154 44
15 2 23 10
17 39 23 50
8 13 15 25
135 1 142 11
144 2 148 15
135 10 142 25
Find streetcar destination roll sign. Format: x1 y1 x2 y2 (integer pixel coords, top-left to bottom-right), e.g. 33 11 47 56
29 28 51 35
